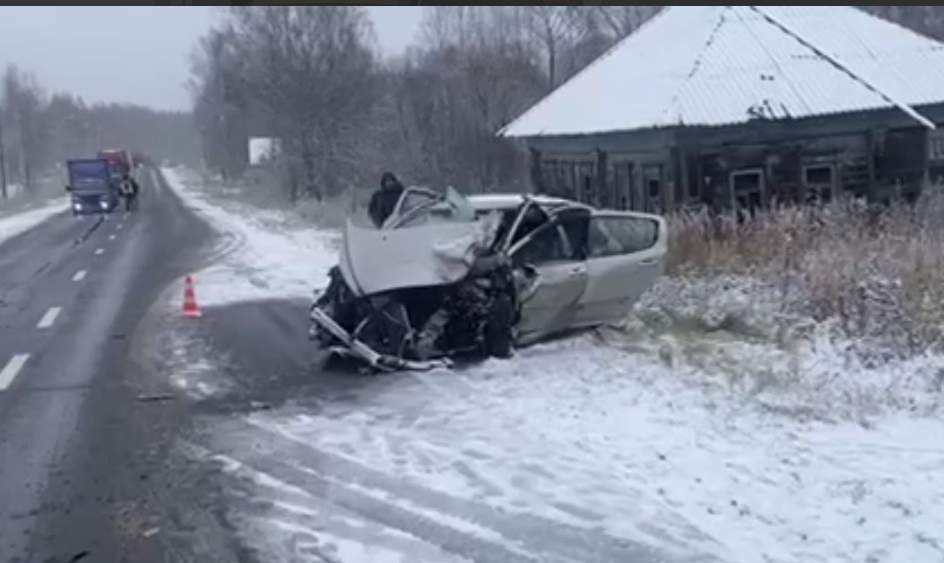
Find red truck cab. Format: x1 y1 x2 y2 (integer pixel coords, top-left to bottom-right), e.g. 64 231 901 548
97 149 132 178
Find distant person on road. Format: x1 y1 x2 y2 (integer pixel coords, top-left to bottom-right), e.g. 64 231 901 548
120 173 140 212
368 172 405 228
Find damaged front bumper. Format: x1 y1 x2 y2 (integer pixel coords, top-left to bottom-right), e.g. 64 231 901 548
308 305 451 372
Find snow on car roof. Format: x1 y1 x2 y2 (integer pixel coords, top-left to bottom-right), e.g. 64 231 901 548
467 193 575 210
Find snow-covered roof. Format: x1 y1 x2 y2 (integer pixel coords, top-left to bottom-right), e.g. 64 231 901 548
499 6 944 138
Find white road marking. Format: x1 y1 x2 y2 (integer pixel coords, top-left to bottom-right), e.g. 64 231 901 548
37 307 62 329
95 248 104 255
0 354 29 391
72 270 87 282
109 234 115 241
116 224 122 230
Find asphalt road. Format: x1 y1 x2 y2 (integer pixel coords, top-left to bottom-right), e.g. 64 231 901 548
0 170 683 563
0 169 217 563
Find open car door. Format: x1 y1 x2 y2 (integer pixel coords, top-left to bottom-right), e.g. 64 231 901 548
507 206 591 345
574 210 667 326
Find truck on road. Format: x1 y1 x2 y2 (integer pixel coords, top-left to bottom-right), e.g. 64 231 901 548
97 149 133 179
66 158 120 216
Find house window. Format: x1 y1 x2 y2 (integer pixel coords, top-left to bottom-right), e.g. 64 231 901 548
929 134 944 162
609 162 629 210
687 155 701 201
803 164 835 204
643 164 663 213
577 161 596 205
730 168 765 217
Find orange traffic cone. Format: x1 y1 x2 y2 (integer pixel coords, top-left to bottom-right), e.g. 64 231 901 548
182 275 203 318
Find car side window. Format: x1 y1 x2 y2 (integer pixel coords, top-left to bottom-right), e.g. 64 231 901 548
512 225 573 266
587 216 659 257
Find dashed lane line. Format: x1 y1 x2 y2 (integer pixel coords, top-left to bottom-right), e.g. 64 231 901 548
94 248 104 255
0 354 29 391
72 270 87 282
37 307 62 329
108 234 115 241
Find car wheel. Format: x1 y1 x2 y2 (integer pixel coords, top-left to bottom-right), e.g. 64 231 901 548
485 294 514 359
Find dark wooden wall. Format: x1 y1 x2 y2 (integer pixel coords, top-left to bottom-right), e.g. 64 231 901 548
525 102 944 213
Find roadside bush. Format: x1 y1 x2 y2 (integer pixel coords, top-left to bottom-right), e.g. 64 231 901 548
197 166 369 230
664 191 944 357
295 192 370 230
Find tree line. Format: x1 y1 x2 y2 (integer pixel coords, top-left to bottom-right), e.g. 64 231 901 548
189 6 944 204
0 64 199 199
190 6 663 202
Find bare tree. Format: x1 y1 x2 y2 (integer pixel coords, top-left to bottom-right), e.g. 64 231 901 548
190 25 249 180
2 65 48 193
224 5 378 201
590 6 662 39
519 6 592 91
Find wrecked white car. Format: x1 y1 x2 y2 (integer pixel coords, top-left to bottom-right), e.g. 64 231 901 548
308 186 668 372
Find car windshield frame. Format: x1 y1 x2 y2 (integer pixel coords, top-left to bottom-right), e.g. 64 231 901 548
389 186 477 228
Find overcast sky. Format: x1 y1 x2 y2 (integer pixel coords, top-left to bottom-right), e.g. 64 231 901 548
0 6 422 112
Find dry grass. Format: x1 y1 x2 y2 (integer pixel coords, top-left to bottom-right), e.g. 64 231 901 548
666 191 944 356
295 190 370 229
198 167 372 230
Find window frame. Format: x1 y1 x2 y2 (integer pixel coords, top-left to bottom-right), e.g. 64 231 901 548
802 163 836 204
929 132 944 162
508 207 590 266
586 213 661 259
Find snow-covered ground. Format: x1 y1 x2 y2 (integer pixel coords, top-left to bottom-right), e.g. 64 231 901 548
162 167 337 306
0 196 69 245
164 167 944 563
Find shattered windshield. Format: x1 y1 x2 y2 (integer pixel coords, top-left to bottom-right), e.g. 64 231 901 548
440 186 476 222
394 186 476 228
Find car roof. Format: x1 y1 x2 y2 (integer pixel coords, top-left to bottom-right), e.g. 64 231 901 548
466 193 577 211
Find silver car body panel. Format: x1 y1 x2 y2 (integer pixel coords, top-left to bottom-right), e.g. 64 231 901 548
576 210 667 326
338 215 501 297
310 186 668 369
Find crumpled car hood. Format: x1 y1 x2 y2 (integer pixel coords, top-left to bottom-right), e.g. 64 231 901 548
338 213 502 297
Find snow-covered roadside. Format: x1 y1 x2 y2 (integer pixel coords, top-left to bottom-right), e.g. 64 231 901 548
161 167 337 306
0 197 69 245
163 168 944 563
249 349 944 563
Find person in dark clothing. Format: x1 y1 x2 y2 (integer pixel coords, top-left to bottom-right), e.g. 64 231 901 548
120 173 140 211
368 172 405 227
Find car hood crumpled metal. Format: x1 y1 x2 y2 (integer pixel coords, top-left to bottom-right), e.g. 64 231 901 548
337 213 502 297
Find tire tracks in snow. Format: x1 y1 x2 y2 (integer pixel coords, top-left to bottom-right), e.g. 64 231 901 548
194 416 676 563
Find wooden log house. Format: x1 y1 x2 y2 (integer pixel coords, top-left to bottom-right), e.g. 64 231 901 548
500 6 944 214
